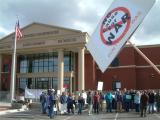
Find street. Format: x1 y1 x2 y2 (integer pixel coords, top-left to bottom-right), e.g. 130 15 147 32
1 110 160 120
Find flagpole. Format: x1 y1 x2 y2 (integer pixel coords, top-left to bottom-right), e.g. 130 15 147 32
10 26 17 102
128 40 160 75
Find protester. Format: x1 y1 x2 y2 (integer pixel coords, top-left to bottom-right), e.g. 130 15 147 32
140 90 149 117
93 91 100 114
40 91 47 114
134 91 141 112
81 90 87 108
60 92 67 114
99 91 104 112
124 91 131 112
48 90 55 118
67 93 74 114
87 91 93 115
148 90 155 114
155 91 160 112
77 93 84 114
105 91 113 113
116 91 123 113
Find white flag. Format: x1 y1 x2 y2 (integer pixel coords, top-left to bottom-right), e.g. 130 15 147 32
86 0 155 72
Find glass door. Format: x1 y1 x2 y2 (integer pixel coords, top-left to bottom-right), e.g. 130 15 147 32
37 78 49 89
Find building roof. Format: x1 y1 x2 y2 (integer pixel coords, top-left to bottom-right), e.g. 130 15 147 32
0 22 83 41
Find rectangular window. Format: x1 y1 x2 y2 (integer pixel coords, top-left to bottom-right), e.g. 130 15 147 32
52 77 58 90
53 56 58 72
112 81 121 90
3 64 9 72
20 59 28 73
19 78 27 90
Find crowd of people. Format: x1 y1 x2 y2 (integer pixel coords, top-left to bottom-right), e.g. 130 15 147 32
39 88 160 118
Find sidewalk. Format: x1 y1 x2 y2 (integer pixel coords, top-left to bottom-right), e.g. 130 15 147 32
0 102 28 116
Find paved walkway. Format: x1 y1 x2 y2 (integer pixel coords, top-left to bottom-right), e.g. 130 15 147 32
1 102 160 120
1 108 160 120
0 102 28 115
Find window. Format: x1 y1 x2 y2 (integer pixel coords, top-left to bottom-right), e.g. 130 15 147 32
18 51 73 73
19 57 29 73
44 58 49 72
112 81 121 90
64 52 73 72
64 57 70 71
3 64 9 72
64 77 70 91
32 59 39 73
19 78 27 90
52 78 58 90
49 57 54 72
37 78 49 89
53 53 58 72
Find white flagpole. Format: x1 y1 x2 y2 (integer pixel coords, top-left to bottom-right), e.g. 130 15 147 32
128 40 160 75
10 23 17 102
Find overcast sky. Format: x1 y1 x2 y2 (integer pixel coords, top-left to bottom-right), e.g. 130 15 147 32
0 0 160 45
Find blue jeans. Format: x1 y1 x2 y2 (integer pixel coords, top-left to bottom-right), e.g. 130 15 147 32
48 105 54 118
78 103 83 114
135 103 140 112
41 102 46 114
148 103 154 113
106 101 112 112
125 102 130 112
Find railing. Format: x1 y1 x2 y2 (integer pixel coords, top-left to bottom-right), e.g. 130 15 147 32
0 91 10 103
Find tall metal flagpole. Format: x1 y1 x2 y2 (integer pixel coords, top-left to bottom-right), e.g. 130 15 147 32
10 23 17 102
128 40 160 75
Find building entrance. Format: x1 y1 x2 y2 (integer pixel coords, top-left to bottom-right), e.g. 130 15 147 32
18 77 72 92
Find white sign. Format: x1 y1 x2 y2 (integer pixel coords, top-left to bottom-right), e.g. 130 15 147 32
25 88 44 99
97 81 103 91
116 82 121 89
86 0 155 72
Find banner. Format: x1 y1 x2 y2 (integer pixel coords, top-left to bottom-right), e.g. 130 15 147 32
86 0 155 72
25 88 44 99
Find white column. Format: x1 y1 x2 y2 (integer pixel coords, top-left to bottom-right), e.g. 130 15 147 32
0 54 2 90
78 47 85 91
70 77 72 93
58 49 64 94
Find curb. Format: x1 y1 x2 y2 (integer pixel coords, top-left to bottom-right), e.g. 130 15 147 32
0 108 28 116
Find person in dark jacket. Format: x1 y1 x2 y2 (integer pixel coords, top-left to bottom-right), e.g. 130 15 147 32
67 93 74 114
148 90 155 114
93 91 100 114
87 91 93 115
40 92 47 114
140 91 149 117
116 91 123 112
60 92 67 114
155 91 160 112
48 90 55 118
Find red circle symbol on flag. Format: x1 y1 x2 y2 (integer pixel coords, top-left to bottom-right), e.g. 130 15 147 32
100 7 131 46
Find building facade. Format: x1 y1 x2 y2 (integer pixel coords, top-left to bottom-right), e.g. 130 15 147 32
0 23 160 98
0 23 88 96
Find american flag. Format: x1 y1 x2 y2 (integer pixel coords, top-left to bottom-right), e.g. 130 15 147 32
15 20 22 40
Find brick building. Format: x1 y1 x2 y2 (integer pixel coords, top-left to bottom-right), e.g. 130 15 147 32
85 45 160 90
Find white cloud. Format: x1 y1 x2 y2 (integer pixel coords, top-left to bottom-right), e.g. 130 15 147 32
0 26 10 35
73 20 93 34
